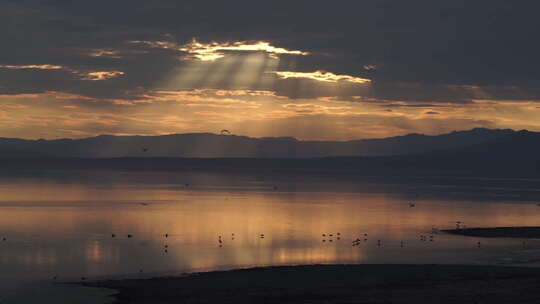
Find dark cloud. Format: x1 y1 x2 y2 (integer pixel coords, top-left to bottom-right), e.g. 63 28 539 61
3 0 540 102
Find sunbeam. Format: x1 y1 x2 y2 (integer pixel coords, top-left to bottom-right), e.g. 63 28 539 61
252 55 279 91
231 53 267 89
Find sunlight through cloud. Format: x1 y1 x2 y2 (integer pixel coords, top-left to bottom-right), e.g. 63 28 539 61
274 70 371 84
81 71 125 81
131 39 309 61
180 39 309 61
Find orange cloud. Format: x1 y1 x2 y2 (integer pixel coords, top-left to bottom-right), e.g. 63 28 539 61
1 89 539 141
0 64 64 70
282 103 353 115
0 64 125 81
81 71 125 81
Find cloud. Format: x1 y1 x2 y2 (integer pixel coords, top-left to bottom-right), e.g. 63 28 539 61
0 64 124 82
382 103 449 108
81 71 125 81
0 65 64 70
85 49 123 58
131 39 309 61
4 1 540 103
3 0 540 139
107 89 267 107
274 71 371 84
282 103 352 115
1 89 540 140
363 65 377 71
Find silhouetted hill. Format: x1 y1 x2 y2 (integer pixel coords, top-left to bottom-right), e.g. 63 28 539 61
0 128 519 158
363 129 540 176
433 129 540 160
0 128 538 177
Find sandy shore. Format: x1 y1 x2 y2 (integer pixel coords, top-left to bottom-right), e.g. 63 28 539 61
82 264 540 303
443 226 540 238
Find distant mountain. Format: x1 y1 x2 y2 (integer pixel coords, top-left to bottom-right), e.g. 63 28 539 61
426 129 540 160
0 128 523 158
0 129 539 177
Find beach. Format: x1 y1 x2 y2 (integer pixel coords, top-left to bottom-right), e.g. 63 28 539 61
83 264 540 304
444 227 540 239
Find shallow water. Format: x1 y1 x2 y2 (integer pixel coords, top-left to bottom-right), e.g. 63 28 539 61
1 171 540 301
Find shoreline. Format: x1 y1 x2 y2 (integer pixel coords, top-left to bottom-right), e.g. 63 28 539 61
82 264 540 304
443 226 540 238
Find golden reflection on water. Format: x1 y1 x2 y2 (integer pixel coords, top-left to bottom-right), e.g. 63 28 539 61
1 179 540 280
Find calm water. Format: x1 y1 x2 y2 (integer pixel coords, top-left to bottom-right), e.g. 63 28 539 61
1 171 540 301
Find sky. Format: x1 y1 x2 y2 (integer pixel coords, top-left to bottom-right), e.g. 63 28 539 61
2 0 540 140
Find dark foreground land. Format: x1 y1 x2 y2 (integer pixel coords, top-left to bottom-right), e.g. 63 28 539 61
444 227 540 238
83 264 540 304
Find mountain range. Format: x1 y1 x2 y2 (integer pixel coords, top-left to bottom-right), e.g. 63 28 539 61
0 128 525 159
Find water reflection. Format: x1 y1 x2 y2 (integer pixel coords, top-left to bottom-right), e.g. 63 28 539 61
1 172 540 285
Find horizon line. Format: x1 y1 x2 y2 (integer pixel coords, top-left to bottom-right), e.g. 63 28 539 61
0 127 529 143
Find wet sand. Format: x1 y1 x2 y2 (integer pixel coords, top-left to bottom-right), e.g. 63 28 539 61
1 280 115 304
83 264 540 304
444 226 540 238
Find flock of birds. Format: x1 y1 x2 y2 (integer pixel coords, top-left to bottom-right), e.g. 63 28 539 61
0 225 514 283
101 229 447 252
321 232 341 242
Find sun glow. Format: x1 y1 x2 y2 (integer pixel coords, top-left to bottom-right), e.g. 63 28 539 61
161 52 281 92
